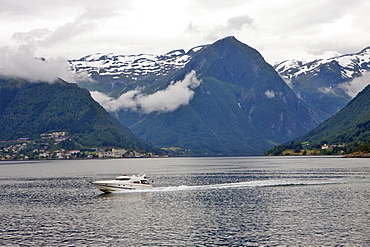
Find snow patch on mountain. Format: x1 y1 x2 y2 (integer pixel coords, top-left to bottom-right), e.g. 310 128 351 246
69 46 208 81
275 47 370 97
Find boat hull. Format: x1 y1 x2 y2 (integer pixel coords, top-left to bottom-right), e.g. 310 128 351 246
92 173 153 193
92 181 153 193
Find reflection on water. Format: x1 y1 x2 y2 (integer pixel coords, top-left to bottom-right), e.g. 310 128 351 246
0 156 369 246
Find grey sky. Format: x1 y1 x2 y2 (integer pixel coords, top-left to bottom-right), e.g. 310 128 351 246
1 0 370 63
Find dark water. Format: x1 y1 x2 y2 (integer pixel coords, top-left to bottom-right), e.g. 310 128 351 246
0 156 369 246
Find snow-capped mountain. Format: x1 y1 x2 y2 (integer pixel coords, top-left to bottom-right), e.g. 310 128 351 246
69 46 205 81
275 47 370 81
274 47 370 120
70 41 370 124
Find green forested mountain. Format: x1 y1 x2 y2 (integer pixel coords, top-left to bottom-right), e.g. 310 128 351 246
109 37 319 155
0 77 154 152
294 84 370 148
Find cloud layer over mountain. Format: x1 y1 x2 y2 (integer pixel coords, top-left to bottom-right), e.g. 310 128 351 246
0 7 112 83
0 45 72 83
339 72 370 97
91 71 201 114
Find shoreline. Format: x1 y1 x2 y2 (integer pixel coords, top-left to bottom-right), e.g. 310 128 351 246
343 152 370 158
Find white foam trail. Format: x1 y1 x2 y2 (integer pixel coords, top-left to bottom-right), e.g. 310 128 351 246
110 179 343 194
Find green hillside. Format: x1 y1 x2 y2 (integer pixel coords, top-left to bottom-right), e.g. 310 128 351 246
266 84 370 155
296 84 370 146
0 77 154 152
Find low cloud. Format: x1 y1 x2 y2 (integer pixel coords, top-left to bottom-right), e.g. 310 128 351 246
41 7 116 47
226 15 254 30
0 44 74 83
91 71 202 114
187 14 254 42
318 86 335 94
338 72 370 98
206 15 253 41
91 89 141 112
265 90 275 98
0 8 113 83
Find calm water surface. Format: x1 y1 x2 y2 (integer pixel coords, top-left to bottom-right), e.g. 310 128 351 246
0 156 369 246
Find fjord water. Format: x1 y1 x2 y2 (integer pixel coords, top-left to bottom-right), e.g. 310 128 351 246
0 156 369 246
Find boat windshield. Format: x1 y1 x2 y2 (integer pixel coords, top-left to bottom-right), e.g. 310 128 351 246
115 177 131 180
141 180 150 184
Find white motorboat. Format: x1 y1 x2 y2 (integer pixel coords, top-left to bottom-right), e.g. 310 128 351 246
92 173 153 193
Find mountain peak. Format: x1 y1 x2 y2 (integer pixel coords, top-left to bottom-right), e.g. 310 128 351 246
212 36 246 47
187 36 267 78
358 46 370 54
218 36 238 42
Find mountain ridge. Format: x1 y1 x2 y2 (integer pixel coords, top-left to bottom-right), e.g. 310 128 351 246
274 46 370 121
71 39 370 123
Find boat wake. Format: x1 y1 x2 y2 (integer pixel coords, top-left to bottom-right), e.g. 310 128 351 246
109 179 344 194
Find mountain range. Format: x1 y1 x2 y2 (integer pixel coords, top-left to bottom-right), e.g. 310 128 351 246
71 37 320 155
1 36 369 156
274 47 370 121
70 46 203 97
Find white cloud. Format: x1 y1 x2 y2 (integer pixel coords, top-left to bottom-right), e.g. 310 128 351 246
265 90 275 98
12 28 51 44
338 72 370 98
90 89 140 112
41 7 117 47
227 15 254 30
188 14 254 42
1 0 370 65
0 7 113 83
91 71 202 114
0 44 74 83
318 87 335 94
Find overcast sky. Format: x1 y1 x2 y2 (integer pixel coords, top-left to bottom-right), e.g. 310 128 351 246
1 0 370 64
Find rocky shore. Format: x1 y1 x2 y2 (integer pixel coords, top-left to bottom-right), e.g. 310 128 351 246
343 152 370 158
